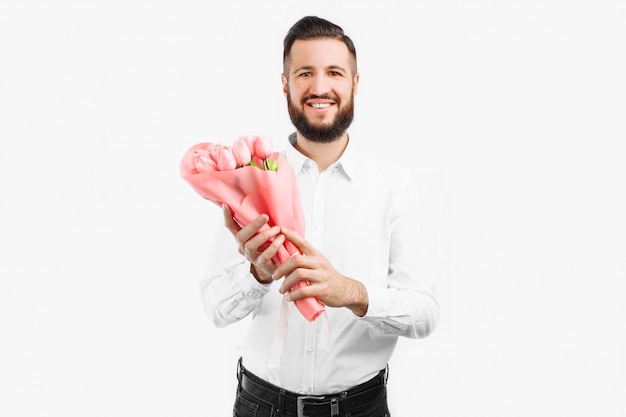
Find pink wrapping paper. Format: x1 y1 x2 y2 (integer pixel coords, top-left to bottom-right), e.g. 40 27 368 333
180 142 325 322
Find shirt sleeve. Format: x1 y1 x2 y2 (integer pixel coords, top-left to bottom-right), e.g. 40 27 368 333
357 171 441 338
198 226 271 327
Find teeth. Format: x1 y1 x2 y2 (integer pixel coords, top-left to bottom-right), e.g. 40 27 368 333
311 103 331 109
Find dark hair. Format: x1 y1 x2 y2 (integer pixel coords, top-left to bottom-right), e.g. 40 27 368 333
283 16 357 74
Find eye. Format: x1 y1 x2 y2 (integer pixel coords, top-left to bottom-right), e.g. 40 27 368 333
298 71 312 77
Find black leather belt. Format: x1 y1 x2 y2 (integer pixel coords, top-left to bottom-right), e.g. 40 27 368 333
238 360 387 417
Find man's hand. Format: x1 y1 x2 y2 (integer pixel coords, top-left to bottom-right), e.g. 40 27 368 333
222 204 285 284
272 228 369 317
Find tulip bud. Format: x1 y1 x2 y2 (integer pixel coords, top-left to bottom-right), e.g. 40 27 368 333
240 135 256 153
207 143 221 161
232 137 252 167
253 135 273 159
251 155 265 170
193 149 218 173
216 146 237 171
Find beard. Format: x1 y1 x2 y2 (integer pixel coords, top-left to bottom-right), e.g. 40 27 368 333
287 92 355 143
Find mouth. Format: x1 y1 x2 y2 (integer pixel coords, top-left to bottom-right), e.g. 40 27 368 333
305 97 336 110
306 99 335 112
310 102 332 109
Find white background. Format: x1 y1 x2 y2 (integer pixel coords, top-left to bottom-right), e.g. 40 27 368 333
1 1 625 416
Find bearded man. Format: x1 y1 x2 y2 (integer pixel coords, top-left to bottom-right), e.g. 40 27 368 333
200 16 440 417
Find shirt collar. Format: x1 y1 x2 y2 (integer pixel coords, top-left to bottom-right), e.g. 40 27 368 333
284 132 356 180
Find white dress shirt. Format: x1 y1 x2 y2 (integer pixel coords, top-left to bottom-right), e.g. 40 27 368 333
200 133 440 394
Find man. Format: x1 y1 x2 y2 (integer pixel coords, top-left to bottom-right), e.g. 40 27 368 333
201 16 439 417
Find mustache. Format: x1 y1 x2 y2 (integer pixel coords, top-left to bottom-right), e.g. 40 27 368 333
302 94 339 102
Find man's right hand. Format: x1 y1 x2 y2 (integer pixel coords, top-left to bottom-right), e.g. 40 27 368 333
222 204 285 284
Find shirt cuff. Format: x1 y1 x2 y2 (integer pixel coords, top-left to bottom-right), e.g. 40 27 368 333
357 282 388 319
236 262 272 298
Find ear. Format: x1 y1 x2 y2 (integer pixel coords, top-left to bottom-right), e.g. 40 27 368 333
352 72 360 96
281 73 288 97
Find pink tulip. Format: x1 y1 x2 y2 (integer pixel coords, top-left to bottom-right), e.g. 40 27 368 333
251 155 265 170
216 146 237 171
232 137 252 167
240 135 256 153
193 148 218 173
207 143 221 161
253 135 273 159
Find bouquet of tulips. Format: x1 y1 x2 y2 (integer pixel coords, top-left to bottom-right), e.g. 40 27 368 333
179 134 325 322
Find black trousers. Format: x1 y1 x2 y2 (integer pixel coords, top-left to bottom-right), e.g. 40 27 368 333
233 358 391 417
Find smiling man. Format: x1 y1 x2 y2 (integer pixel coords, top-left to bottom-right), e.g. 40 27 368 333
201 16 440 417
284 35 357 147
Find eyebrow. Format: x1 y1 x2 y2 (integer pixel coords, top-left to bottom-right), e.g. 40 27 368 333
292 65 348 75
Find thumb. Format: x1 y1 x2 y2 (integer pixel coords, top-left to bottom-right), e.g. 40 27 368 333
222 204 240 233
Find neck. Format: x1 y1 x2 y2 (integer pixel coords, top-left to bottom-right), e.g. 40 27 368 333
294 132 349 172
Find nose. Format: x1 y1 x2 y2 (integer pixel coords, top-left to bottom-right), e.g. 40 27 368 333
309 74 331 96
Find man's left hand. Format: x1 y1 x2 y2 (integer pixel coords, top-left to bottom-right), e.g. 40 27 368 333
272 228 369 317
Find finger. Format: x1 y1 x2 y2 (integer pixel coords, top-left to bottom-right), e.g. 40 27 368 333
284 281 313 302
236 214 270 243
247 233 285 280
222 204 240 235
281 271 317 297
280 227 316 256
245 226 281 257
256 233 285 264
271 253 300 281
275 257 313 290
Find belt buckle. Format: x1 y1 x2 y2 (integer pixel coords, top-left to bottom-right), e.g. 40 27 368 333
297 395 340 417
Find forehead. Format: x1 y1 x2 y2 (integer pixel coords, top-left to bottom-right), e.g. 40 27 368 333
287 38 353 73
